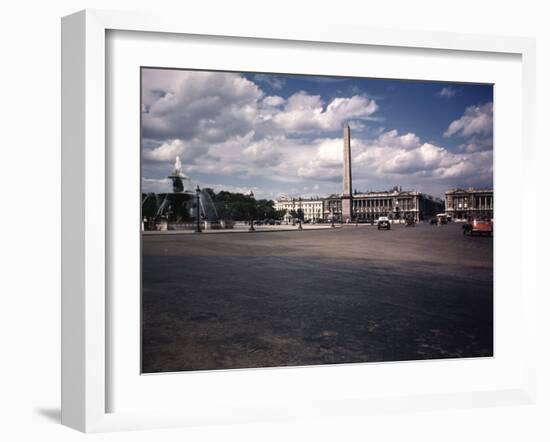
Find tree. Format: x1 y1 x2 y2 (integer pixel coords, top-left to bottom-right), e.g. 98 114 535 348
202 187 216 200
247 193 257 221
255 199 277 220
274 209 287 220
296 208 305 221
212 191 256 221
141 188 280 222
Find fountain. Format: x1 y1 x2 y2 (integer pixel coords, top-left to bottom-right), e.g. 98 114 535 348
141 156 225 231
199 189 219 221
168 156 189 193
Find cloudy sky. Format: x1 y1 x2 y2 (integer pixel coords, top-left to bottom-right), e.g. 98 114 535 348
141 68 493 199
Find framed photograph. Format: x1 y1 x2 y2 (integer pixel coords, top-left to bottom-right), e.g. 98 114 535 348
61 9 537 432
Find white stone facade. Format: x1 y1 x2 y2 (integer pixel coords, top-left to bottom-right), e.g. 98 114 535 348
445 188 493 221
274 197 324 222
349 190 444 222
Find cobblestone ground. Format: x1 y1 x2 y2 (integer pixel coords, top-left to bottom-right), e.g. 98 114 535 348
141 223 493 373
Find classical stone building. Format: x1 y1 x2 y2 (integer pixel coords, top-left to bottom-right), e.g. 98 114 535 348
274 197 324 222
337 125 443 222
275 124 445 223
351 188 444 223
323 194 343 222
445 188 493 221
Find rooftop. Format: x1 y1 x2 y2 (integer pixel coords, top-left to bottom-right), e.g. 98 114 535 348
445 188 494 195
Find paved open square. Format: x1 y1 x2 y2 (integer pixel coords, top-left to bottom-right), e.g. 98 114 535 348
142 223 493 373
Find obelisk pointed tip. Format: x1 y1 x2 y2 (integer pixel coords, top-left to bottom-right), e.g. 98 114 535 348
344 124 351 137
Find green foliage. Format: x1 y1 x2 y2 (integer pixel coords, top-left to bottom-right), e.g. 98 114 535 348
273 209 287 220
142 189 281 221
211 190 276 221
211 191 255 220
255 199 278 220
287 208 304 221
202 187 216 201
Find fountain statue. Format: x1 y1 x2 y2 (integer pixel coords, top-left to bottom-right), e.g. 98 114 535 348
141 156 223 231
167 156 189 193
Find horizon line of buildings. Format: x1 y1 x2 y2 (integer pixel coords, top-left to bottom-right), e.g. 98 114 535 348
274 124 492 223
274 186 493 223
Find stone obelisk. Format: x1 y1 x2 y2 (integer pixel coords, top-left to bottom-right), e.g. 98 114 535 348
341 124 353 223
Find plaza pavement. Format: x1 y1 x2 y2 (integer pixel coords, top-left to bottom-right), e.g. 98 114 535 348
141 222 493 373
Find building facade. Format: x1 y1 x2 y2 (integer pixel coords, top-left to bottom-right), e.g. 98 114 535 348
274 197 324 222
445 188 493 221
275 125 447 224
350 188 444 223
323 194 343 222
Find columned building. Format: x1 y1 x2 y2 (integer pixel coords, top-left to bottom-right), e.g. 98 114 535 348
323 194 343 222
276 124 446 224
445 188 493 221
337 124 444 223
274 197 324 222
351 188 444 223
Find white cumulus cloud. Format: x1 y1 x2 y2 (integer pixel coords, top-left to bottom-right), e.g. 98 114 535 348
272 92 378 132
141 69 492 197
444 102 493 138
143 139 186 162
439 87 457 98
263 95 286 107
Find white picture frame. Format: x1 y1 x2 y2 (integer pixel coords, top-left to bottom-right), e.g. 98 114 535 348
61 9 537 433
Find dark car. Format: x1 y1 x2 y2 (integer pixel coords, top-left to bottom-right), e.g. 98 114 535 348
405 217 416 227
463 218 493 236
377 216 391 230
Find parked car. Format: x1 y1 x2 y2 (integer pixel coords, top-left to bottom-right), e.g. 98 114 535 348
463 218 493 236
429 218 438 225
377 216 391 230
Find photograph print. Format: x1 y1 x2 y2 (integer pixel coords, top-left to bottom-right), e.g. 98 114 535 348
141 67 494 373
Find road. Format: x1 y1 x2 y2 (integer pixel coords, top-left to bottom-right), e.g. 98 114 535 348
141 222 493 373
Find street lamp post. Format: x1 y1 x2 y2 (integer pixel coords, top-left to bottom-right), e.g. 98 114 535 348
248 190 255 231
195 185 202 233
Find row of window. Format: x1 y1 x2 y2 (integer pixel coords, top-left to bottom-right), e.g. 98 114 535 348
352 199 418 209
447 198 493 209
